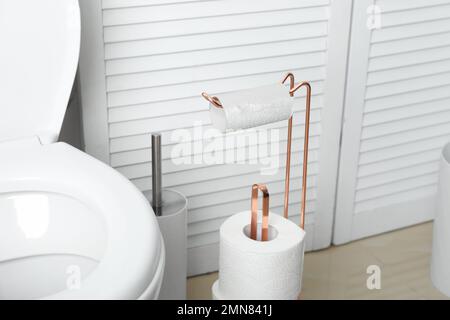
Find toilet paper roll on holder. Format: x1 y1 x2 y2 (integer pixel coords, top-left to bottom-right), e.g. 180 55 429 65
202 73 311 230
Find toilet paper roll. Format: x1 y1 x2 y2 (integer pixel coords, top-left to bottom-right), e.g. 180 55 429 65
209 84 293 132
215 211 305 300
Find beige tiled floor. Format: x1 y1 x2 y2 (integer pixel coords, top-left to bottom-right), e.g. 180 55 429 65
187 222 448 299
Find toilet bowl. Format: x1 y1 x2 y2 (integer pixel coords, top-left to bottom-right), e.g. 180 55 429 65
0 0 165 299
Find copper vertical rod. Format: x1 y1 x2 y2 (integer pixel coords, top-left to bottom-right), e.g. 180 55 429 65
282 73 311 230
282 73 295 220
297 82 311 230
283 116 293 219
250 184 270 241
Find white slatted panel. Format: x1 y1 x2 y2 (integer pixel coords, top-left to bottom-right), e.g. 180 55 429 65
76 0 350 275
334 0 450 243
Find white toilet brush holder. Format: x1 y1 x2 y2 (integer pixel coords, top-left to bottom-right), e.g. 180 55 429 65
144 189 188 300
144 133 188 300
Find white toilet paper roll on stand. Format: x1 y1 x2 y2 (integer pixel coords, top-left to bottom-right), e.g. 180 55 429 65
213 211 305 300
209 84 293 132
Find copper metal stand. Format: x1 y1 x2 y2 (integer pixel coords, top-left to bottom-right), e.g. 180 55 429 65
202 73 311 230
250 184 270 241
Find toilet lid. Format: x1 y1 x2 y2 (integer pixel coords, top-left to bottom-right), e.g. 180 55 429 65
0 0 80 144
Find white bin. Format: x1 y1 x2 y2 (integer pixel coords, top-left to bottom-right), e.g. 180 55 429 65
431 142 450 297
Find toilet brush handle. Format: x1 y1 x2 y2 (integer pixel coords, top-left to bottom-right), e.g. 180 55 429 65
152 133 162 216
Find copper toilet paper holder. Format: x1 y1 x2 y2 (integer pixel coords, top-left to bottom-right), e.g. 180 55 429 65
202 73 311 231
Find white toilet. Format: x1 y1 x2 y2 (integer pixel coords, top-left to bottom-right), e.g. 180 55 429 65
0 0 165 299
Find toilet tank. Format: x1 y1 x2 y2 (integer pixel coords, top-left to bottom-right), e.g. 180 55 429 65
0 0 80 145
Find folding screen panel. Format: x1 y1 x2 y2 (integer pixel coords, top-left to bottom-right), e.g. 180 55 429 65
334 0 450 244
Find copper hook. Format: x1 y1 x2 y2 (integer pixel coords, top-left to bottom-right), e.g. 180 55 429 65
201 92 223 109
282 73 295 97
281 73 311 230
250 184 270 241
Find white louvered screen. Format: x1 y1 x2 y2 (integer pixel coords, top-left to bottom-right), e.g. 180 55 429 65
334 0 450 244
78 0 351 275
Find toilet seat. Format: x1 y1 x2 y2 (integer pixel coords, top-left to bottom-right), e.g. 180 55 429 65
0 140 164 299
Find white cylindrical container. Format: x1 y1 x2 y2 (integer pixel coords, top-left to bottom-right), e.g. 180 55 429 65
212 211 305 300
144 189 187 300
431 142 450 297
